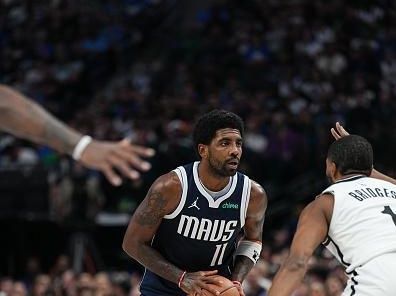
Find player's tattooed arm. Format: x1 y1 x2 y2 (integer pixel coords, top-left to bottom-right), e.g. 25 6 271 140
122 172 184 283
123 172 224 295
232 181 267 283
0 84 81 154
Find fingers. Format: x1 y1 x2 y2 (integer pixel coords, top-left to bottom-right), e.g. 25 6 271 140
235 285 245 296
232 281 244 296
101 153 145 186
120 139 155 157
204 285 220 296
206 289 219 295
196 282 219 296
203 276 223 286
331 122 350 141
118 140 153 172
330 128 341 140
108 154 140 181
185 271 221 296
199 271 220 295
200 270 218 276
79 139 154 185
116 149 152 172
336 122 349 136
101 164 122 186
186 283 218 296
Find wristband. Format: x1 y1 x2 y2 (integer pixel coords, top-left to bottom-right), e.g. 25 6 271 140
235 240 262 264
178 271 187 288
72 135 92 160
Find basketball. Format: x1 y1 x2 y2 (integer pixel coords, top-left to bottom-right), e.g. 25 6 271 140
188 275 240 296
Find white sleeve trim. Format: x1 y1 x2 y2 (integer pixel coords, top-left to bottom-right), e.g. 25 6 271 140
164 167 188 219
240 176 251 227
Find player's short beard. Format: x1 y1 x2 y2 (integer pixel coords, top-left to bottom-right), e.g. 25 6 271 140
208 155 236 177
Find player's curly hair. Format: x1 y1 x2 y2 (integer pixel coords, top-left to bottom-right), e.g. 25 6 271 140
327 135 373 176
193 109 244 156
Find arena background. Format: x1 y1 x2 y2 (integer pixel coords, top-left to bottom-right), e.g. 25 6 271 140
1 0 396 295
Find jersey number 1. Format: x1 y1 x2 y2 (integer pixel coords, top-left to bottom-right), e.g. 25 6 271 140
210 243 228 266
382 206 396 226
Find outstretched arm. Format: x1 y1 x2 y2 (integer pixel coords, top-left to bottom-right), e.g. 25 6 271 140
0 84 154 185
331 122 396 186
0 84 81 154
231 181 267 285
268 194 333 296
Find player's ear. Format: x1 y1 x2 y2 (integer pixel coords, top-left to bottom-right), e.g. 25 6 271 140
326 158 337 181
198 144 208 159
331 161 338 177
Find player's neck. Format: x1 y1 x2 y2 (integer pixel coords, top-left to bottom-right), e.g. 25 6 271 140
334 172 365 183
198 161 230 191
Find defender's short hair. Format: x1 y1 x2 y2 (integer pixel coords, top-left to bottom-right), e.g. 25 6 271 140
193 110 244 155
327 135 373 176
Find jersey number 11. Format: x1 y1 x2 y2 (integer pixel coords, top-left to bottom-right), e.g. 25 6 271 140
210 243 228 266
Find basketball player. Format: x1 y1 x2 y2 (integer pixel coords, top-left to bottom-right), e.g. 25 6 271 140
0 84 154 186
268 123 396 296
122 110 267 296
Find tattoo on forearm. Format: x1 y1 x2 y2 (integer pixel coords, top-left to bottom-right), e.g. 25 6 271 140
137 245 181 283
232 256 254 282
136 189 168 226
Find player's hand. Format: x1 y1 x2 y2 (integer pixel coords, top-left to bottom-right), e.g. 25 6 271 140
79 138 155 186
330 122 350 140
232 281 245 296
181 270 222 296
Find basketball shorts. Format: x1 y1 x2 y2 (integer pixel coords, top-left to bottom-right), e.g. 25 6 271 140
342 252 396 296
140 270 185 296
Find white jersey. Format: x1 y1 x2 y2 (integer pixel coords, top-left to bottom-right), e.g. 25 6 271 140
322 175 396 274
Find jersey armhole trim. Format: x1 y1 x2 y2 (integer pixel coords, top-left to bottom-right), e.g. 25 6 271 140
240 176 251 227
164 167 188 219
322 190 338 234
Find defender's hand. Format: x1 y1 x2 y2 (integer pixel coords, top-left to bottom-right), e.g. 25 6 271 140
181 270 222 296
80 138 155 186
330 122 350 140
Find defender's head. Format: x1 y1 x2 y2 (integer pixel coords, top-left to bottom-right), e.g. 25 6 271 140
193 110 244 177
326 135 373 183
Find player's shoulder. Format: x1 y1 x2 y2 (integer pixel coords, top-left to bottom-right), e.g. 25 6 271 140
304 193 334 223
250 179 266 196
249 179 268 208
151 171 182 197
321 181 341 195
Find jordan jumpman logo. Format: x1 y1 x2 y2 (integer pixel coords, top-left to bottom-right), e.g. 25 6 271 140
188 197 200 210
382 206 396 226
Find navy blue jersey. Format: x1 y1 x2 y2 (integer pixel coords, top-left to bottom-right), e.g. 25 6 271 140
140 161 252 296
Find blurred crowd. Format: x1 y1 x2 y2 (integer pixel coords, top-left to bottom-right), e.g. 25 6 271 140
1 0 396 218
0 244 347 296
1 0 396 295
0 255 143 296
